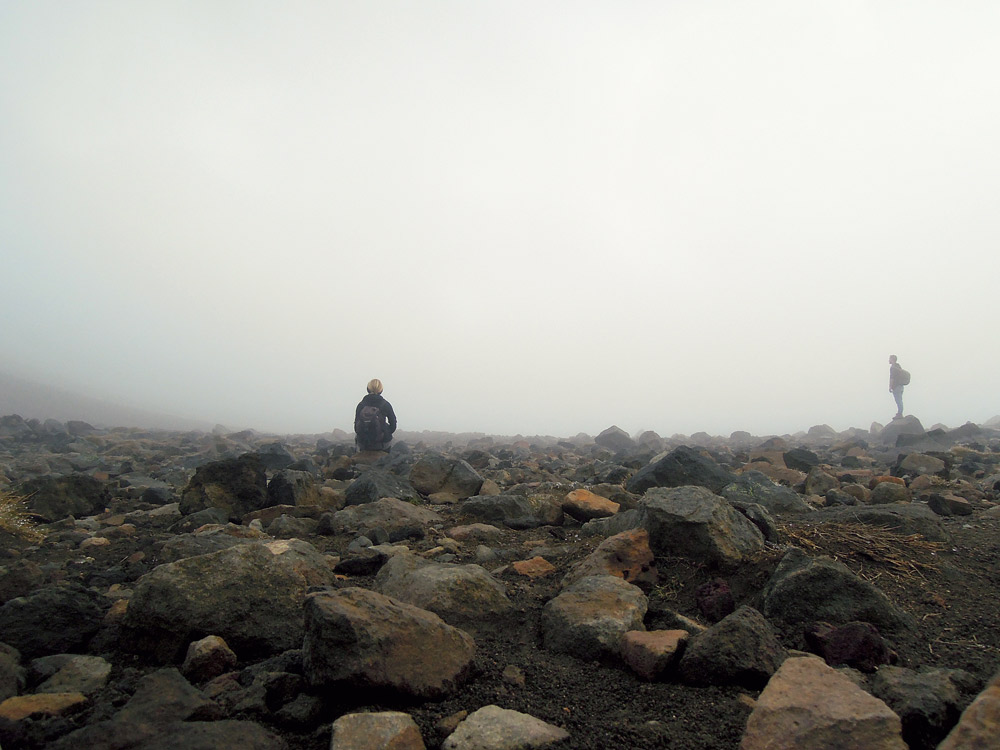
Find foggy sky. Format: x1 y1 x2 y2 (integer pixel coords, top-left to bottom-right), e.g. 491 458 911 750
2 2 998 438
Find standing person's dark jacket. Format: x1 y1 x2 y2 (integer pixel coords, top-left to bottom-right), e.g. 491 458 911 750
354 393 396 449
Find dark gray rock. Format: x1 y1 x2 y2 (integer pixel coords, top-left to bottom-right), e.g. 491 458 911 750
321 498 441 542
17 474 110 523
783 448 820 473
871 666 977 750
595 426 637 454
460 493 564 530
877 416 926 446
255 442 296 471
375 553 514 630
721 471 814 515
179 454 268 522
344 469 420 505
409 453 484 499
0 583 105 659
0 559 45 605
0 643 25 702
626 446 738 495
638 486 765 569
122 540 334 663
762 548 914 643
678 606 788 689
266 470 320 507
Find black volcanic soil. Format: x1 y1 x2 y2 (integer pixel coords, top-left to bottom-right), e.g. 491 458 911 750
279 511 1000 749
3 444 1000 750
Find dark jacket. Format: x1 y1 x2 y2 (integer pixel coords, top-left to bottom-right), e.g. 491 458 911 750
354 393 397 439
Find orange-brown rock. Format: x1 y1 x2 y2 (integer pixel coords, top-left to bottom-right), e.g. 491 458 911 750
563 489 620 521
513 557 557 578
562 529 657 589
620 630 688 680
0 692 87 721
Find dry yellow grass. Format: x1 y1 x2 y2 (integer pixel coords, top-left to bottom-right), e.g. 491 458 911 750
0 488 45 543
779 520 942 582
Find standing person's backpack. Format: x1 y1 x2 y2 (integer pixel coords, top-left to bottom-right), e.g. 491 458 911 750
899 369 911 386
355 404 384 446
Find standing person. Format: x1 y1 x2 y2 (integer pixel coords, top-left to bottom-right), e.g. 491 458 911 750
354 378 397 452
888 355 907 419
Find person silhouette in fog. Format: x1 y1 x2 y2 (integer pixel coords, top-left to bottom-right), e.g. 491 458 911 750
354 378 396 451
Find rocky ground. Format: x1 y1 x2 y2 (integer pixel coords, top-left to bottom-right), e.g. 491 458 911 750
0 413 999 749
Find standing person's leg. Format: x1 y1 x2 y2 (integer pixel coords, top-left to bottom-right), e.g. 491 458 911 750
892 386 904 417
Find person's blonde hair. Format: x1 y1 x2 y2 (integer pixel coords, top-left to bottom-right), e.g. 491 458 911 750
366 379 383 395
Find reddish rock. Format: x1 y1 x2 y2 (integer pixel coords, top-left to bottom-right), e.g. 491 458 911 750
696 579 736 623
742 656 906 749
513 557 557 578
805 621 892 673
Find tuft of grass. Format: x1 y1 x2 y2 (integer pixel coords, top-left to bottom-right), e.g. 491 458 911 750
0 489 46 543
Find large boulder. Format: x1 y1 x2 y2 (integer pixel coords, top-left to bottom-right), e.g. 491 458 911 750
870 482 912 504
320 497 441 543
897 452 947 478
302 587 475 700
594 426 637 454
877 416 926 446
266 470 321 507
782 448 820 473
742 656 906 749
17 474 110 523
123 539 334 663
0 583 105 659
871 666 976 750
408 454 484 500
375 553 514 630
678 606 788 689
255 442 296 471
541 575 647 661
179 454 268 522
762 548 914 642
638 486 765 569
344 469 420 505
721 471 814 515
460 494 564 529
626 446 738 495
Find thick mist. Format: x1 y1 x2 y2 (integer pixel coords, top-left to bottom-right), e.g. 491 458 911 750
1 2 998 437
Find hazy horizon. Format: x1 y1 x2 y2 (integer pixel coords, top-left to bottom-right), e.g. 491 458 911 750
3 2 998 438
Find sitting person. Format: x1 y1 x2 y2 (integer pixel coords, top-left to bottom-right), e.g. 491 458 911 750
354 378 397 451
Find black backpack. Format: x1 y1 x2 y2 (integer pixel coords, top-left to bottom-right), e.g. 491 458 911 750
356 404 384 444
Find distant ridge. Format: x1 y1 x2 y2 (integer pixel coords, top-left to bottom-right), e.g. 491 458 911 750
0 370 214 432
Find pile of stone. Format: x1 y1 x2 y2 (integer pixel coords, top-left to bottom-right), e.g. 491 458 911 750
0 412 998 749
